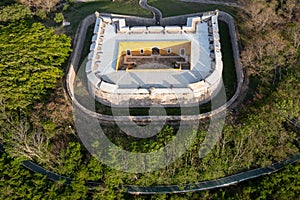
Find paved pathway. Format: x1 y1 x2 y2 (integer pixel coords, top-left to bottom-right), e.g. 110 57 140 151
139 0 162 24
1 143 299 194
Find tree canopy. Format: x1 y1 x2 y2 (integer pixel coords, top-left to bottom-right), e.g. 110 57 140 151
0 21 71 110
0 4 32 22
19 0 60 13
0 0 299 199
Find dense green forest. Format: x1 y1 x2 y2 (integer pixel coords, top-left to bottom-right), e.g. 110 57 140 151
0 0 299 199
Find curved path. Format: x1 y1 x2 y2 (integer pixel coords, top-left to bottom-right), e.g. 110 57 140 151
125 154 300 194
0 144 299 194
139 0 162 24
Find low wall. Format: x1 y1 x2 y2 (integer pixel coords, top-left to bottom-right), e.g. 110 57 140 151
66 14 96 96
101 13 155 26
218 11 244 89
65 11 244 124
160 10 217 25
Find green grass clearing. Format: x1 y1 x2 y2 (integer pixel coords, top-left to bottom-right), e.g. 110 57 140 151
148 0 237 17
62 0 239 37
63 0 151 37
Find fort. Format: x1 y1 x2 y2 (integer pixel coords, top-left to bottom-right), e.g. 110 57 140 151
86 10 223 107
66 8 244 123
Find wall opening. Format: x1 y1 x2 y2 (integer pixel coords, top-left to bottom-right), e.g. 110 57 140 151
152 47 160 55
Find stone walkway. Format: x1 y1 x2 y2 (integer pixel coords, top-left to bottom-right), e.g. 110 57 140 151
139 0 162 24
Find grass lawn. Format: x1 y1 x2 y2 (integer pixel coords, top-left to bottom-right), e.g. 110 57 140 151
63 0 238 37
63 0 151 36
219 21 236 99
148 0 237 17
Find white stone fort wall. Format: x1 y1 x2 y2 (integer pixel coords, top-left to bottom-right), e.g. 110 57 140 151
90 86 211 107
87 12 223 107
65 11 244 123
88 78 222 107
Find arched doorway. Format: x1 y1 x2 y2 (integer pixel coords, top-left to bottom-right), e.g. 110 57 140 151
152 47 160 55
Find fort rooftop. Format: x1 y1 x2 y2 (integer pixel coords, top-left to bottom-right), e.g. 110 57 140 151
86 10 223 107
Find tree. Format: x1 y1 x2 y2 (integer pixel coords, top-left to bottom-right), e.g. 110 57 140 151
0 97 56 165
0 0 15 6
277 0 300 21
19 0 60 13
0 21 71 110
239 0 299 95
0 4 32 22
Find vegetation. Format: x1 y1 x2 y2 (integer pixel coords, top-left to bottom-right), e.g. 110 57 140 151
0 0 15 7
148 0 237 17
0 4 32 22
0 0 299 199
19 0 60 13
63 0 151 36
0 21 71 110
54 12 64 23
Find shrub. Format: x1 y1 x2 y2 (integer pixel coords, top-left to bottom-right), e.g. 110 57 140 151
54 12 64 24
